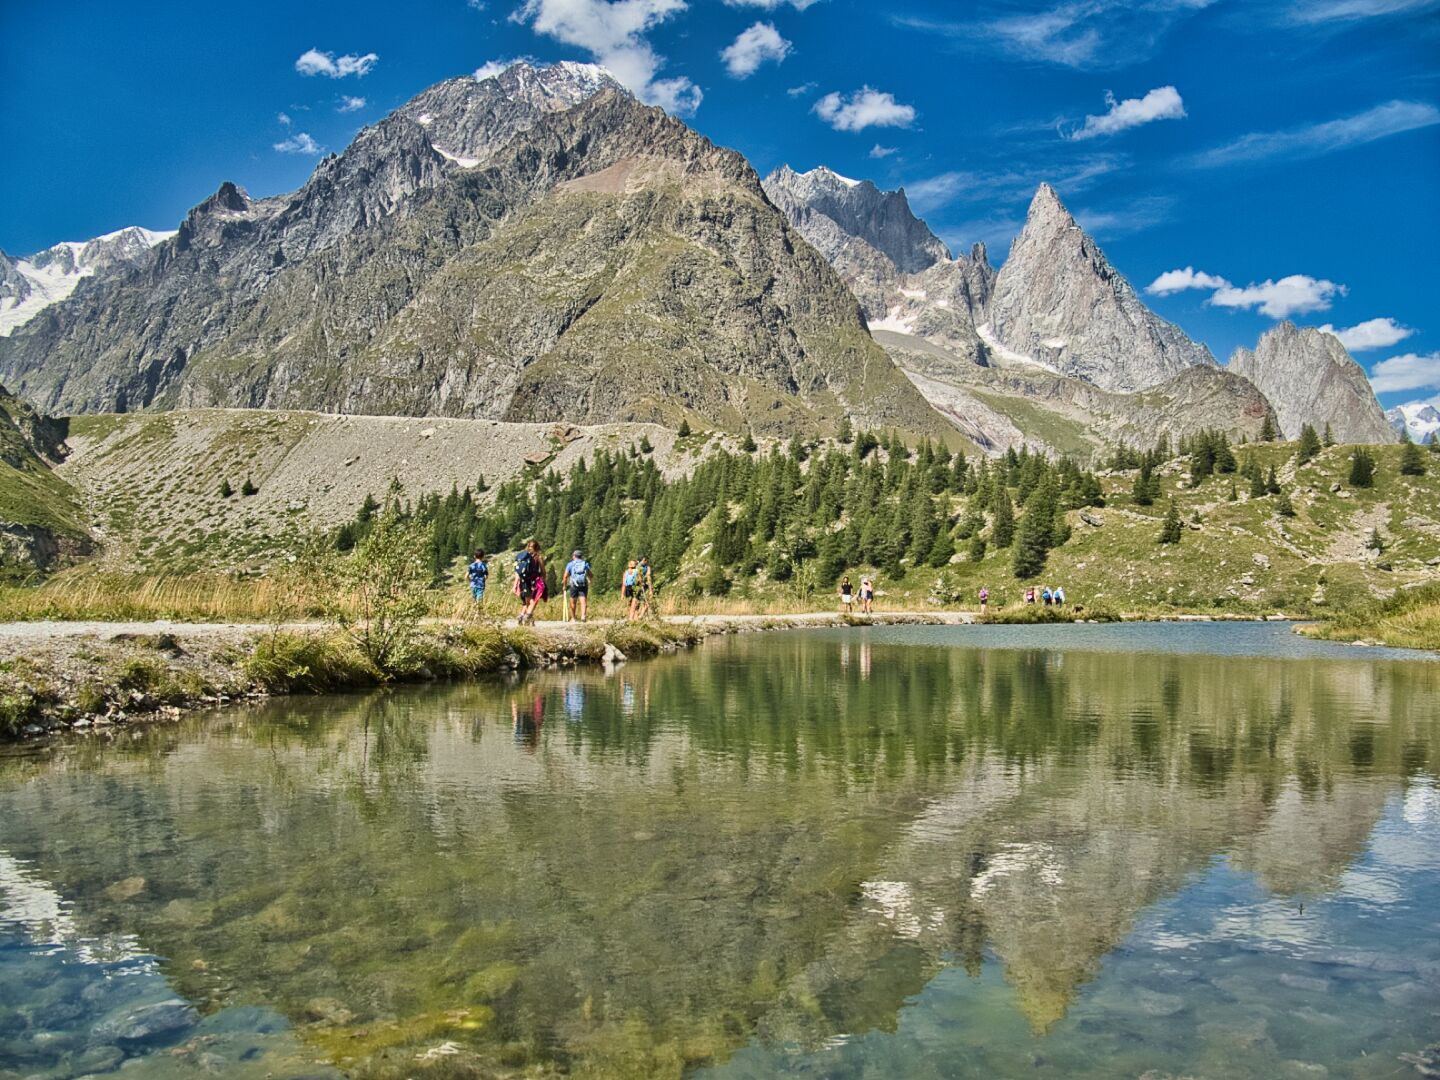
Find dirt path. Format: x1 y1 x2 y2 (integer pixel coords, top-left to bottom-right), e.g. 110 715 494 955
0 610 978 652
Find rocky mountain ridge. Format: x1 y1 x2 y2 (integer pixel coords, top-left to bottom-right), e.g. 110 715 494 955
0 63 945 440
1229 322 1396 444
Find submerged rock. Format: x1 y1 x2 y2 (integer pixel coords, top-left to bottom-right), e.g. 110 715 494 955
92 1000 197 1043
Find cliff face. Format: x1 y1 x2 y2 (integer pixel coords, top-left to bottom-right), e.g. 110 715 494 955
1228 322 1396 443
984 185 1216 393
0 65 946 439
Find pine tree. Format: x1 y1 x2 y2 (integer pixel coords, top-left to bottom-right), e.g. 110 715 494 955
639 434 653 454
837 415 853 444
1323 422 1335 447
1259 413 1278 442
1399 431 1426 476
926 524 956 568
1248 461 1267 499
1274 488 1296 517
740 431 758 453
241 476 258 496
990 486 1016 548
1158 498 1182 544
1131 461 1159 506
1295 423 1321 466
1227 479 1238 502
1366 527 1385 553
1266 464 1281 495
219 478 234 498
1349 447 1376 488
1012 476 1058 579
967 532 987 563
677 417 691 438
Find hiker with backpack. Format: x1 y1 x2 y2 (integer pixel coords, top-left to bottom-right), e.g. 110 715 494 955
515 540 543 625
978 586 989 616
468 549 490 607
563 549 593 623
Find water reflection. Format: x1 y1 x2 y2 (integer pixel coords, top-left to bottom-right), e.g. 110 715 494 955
0 625 1436 1079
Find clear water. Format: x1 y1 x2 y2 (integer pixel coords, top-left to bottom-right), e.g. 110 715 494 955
1 622 1437 1079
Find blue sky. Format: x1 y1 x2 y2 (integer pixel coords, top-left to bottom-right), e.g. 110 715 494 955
2 0 1437 409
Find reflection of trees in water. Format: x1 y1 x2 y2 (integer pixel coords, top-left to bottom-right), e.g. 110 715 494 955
0 644 1435 1074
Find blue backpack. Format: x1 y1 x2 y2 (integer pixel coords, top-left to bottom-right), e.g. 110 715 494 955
515 549 534 580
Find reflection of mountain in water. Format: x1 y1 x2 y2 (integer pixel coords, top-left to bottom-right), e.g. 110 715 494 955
0 638 1435 1076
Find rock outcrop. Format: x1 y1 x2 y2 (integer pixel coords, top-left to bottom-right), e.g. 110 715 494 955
985 184 1216 392
0 385 90 575
0 63 945 439
1228 322 1396 443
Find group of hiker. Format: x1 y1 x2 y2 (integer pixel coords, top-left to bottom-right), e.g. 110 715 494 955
465 546 654 625
976 584 1067 615
837 576 876 615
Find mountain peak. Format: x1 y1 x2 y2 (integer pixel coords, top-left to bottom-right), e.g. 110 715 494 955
1229 323 1395 443
988 184 1215 392
762 165 949 274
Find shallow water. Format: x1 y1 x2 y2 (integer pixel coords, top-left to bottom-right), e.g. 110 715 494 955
1 623 1438 1079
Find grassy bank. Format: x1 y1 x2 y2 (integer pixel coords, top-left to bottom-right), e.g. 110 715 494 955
0 620 706 739
1300 582 1440 652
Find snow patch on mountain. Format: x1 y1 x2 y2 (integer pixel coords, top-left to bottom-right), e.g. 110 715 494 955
1 226 174 336
1387 402 1440 444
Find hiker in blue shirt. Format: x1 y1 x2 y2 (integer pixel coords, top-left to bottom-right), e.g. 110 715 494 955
467 549 489 604
563 549 593 623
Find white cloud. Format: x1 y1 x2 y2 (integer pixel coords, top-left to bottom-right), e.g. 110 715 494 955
725 0 820 8
337 95 366 113
1147 266 1348 317
721 22 791 78
1317 317 1415 351
274 132 323 155
1369 351 1440 393
1211 275 1347 318
786 81 816 97
814 87 915 132
295 48 378 79
1194 99 1440 167
1146 266 1232 295
869 144 897 158
512 0 701 114
1068 85 1185 140
905 156 1119 214
1074 196 1173 236
896 1 1216 71
474 57 528 79
1288 0 1440 22
277 112 292 126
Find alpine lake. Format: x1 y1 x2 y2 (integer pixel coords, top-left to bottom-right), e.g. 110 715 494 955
2 622 1438 1080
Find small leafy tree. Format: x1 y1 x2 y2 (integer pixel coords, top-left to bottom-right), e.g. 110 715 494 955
1295 423 1321 465
1158 498 1182 545
1399 431 1426 476
1348 447 1376 488
342 502 432 672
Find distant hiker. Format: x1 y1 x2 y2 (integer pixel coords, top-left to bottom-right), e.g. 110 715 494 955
978 586 989 616
839 576 854 613
467 549 489 605
859 577 875 615
515 540 543 625
1055 585 1066 607
1025 587 1036 605
564 549 592 623
624 560 640 621
636 557 654 619
1042 587 1053 607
